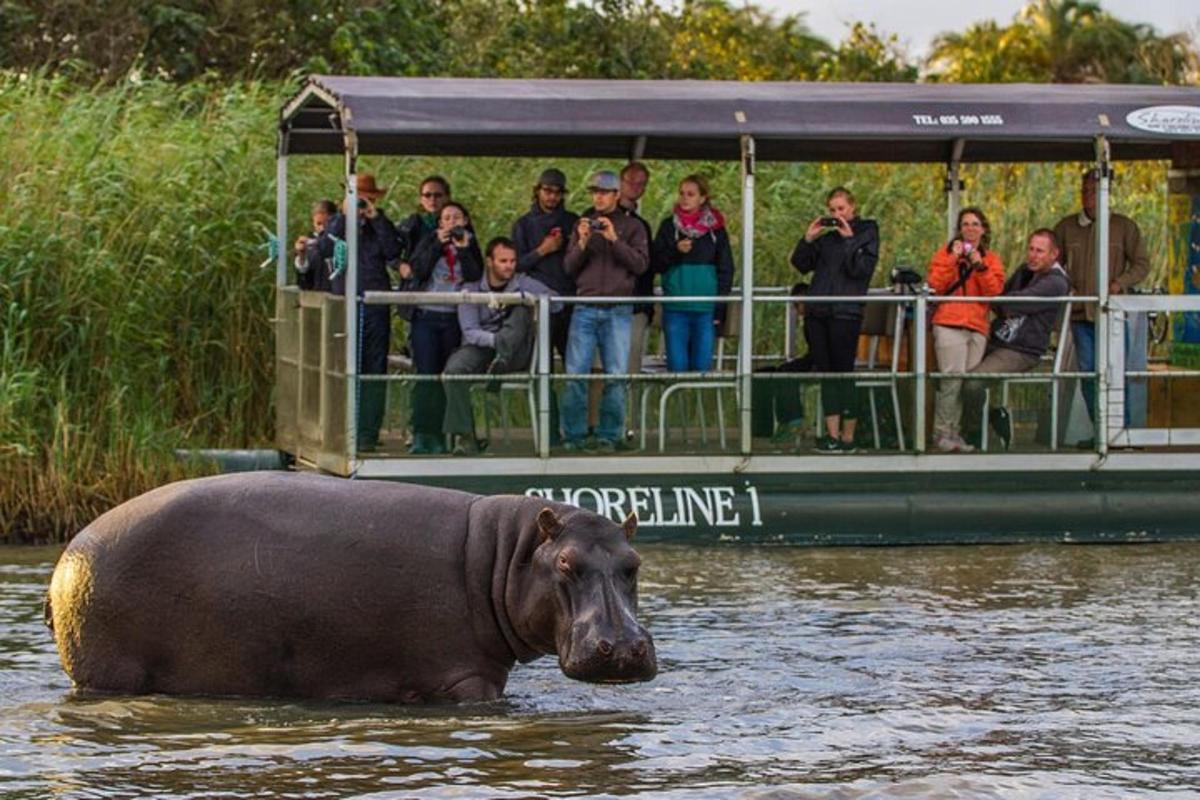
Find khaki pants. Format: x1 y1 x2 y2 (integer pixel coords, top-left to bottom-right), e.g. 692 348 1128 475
932 324 987 439
962 346 1040 437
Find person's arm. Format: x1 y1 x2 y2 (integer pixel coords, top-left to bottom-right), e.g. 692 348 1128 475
976 251 1006 296
371 211 402 264
650 218 677 275
790 237 817 274
459 237 484 284
1116 220 1150 291
715 229 735 297
612 218 650 276
513 216 541 273
457 291 495 349
408 234 441 283
841 220 879 280
926 248 959 294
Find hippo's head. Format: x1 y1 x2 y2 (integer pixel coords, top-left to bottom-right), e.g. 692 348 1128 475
529 507 657 685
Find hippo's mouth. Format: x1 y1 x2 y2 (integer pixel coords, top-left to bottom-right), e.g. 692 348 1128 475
558 637 657 685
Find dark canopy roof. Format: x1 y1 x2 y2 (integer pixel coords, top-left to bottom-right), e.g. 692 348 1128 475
280 76 1200 163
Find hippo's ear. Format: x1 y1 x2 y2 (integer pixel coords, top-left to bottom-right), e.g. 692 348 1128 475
622 512 638 541
537 508 564 544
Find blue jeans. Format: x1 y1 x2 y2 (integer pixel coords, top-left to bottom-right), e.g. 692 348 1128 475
563 304 632 444
1073 320 1134 427
410 310 461 435
663 309 715 372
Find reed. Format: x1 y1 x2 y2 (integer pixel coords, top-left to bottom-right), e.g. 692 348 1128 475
0 74 1171 541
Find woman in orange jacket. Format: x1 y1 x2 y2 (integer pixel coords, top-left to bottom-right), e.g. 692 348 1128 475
927 207 1006 452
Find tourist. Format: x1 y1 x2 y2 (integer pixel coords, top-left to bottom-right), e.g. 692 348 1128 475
294 199 338 292
790 186 879 453
651 174 735 372
927 207 1006 452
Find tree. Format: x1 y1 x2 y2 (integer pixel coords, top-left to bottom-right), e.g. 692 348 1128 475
817 22 918 83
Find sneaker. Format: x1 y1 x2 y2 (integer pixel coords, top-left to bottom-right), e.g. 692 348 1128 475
592 438 616 454
952 434 975 454
452 435 485 456
561 439 586 453
813 435 842 454
988 406 1013 451
485 356 509 394
839 439 858 454
934 434 959 453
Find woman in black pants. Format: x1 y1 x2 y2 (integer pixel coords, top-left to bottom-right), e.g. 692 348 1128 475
790 187 879 453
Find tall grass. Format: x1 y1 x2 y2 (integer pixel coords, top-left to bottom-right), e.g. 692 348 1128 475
0 74 1172 541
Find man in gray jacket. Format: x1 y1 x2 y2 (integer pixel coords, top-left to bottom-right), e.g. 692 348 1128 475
962 228 1071 450
443 237 550 455
560 170 650 452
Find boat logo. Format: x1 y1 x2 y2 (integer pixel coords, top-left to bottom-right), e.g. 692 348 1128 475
1126 106 1200 136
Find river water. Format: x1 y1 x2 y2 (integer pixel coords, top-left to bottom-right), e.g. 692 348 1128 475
3 542 1199 798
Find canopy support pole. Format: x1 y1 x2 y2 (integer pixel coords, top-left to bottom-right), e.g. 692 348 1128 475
537 294 551 459
945 138 966 242
1095 136 1113 457
276 139 288 288
739 135 755 456
344 134 360 466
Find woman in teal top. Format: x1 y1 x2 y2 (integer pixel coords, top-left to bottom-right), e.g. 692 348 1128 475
651 174 736 372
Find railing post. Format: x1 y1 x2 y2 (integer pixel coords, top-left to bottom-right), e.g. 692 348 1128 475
914 293 928 453
537 294 551 459
343 138 359 465
1095 136 1111 457
739 135 756 456
276 146 289 289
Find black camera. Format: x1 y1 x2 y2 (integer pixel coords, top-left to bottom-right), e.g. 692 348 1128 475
357 199 368 210
890 266 923 287
589 218 607 231
449 225 468 240
819 216 839 228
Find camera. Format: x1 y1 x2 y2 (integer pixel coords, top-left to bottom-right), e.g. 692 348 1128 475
357 199 368 210
589 218 607 232
449 225 468 240
890 266 923 287
819 216 839 228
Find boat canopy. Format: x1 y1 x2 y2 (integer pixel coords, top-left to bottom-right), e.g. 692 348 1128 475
281 76 1200 163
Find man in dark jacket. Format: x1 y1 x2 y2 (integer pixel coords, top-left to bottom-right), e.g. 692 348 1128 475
619 162 656 375
962 228 1071 449
560 170 650 452
324 173 403 452
443 237 550 455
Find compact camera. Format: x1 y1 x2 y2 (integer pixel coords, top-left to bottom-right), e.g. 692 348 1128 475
819 216 839 228
449 225 468 240
589 218 607 231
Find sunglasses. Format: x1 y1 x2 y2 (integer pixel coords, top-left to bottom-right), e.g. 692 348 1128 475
421 191 445 199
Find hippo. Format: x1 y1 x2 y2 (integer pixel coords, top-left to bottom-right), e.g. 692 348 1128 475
45 472 656 703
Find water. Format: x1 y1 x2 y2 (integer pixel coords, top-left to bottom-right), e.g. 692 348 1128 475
3 542 1200 798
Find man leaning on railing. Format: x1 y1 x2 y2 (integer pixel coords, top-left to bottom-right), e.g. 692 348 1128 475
961 229 1070 450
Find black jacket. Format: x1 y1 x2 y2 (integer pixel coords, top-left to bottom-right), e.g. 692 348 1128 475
296 230 334 292
325 211 403 295
396 212 438 263
511 202 580 296
989 263 1071 358
790 218 880 320
408 230 484 289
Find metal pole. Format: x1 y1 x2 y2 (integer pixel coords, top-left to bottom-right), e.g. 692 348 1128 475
914 292 928 453
344 139 359 464
739 136 756 455
276 149 288 288
1094 136 1110 457
946 138 965 242
537 294 551 459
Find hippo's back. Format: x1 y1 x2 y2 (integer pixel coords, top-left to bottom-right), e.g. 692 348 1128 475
48 473 488 700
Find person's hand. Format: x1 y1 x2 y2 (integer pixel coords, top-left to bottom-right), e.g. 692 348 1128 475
1110 280 1123 295
967 248 982 268
950 239 964 257
575 218 592 248
294 236 309 255
803 217 827 242
676 237 693 254
834 216 852 238
436 227 452 244
595 216 617 242
537 229 564 256
398 262 413 280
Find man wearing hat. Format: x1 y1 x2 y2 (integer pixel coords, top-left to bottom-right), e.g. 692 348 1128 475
512 168 580 444
326 172 403 452
560 169 651 452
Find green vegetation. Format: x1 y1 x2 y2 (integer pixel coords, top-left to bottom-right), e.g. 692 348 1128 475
1 0 1193 540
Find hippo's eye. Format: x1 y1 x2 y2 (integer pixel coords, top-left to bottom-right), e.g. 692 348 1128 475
556 553 572 575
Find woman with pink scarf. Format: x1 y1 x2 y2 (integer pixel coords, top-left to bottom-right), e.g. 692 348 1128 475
651 174 736 372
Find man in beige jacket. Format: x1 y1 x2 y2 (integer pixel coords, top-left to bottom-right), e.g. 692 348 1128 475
1053 170 1150 442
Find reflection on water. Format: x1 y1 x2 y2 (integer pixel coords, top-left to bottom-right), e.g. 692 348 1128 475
3 543 1200 798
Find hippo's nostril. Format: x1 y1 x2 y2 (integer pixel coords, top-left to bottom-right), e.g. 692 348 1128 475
631 639 648 658
597 639 614 656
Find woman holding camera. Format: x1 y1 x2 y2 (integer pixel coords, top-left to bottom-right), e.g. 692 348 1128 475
402 201 483 454
651 174 735 372
927 206 1006 453
791 186 879 453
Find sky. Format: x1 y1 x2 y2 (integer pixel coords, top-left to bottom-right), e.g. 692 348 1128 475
759 0 1199 56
